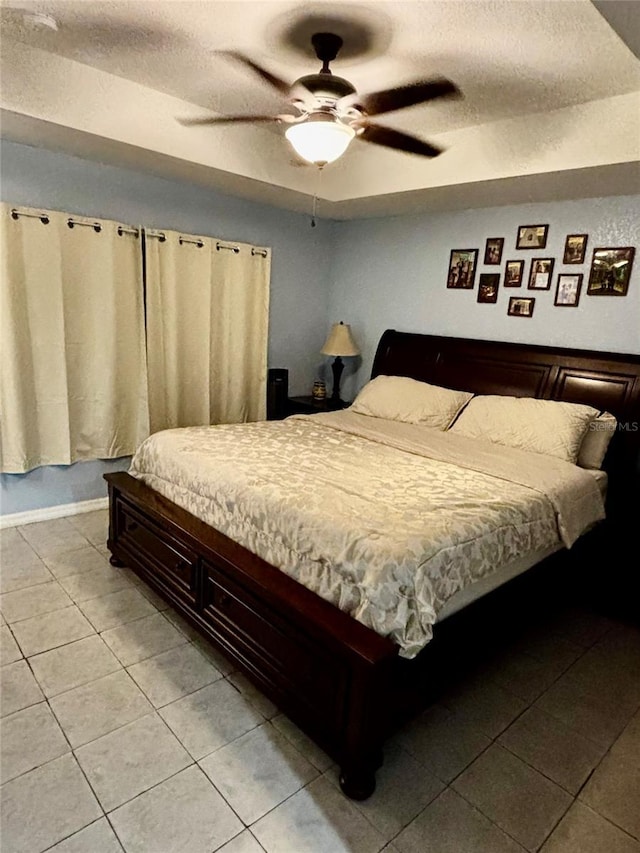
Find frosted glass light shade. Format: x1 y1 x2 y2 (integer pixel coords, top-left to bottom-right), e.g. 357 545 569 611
286 119 355 165
321 322 360 357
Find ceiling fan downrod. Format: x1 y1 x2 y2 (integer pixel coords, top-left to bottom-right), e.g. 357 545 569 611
311 32 343 75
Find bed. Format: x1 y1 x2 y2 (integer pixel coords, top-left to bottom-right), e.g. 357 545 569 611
106 331 640 798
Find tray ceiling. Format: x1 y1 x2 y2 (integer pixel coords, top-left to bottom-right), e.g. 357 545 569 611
1 0 639 218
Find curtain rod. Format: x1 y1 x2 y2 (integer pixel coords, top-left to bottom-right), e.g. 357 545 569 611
67 217 102 233
179 236 204 248
10 208 50 224
9 210 268 257
216 241 240 254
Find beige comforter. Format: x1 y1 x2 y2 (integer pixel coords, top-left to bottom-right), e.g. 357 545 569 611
129 411 605 658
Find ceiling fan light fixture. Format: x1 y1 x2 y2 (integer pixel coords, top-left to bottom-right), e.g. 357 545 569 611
285 117 355 165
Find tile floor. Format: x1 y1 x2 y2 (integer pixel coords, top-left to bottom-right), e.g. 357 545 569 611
1 511 639 853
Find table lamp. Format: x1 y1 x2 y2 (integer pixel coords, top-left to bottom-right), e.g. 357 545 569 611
321 321 360 403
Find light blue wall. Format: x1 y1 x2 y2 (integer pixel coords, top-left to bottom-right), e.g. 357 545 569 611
327 195 640 401
3 140 639 514
0 140 331 514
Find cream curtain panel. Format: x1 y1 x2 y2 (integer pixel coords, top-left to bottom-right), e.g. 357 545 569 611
0 205 149 473
145 231 270 433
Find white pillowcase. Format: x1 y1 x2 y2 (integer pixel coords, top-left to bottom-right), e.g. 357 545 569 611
449 395 600 463
577 412 617 469
350 375 473 430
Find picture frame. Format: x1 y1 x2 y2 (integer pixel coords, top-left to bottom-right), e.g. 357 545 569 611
477 273 500 303
528 258 555 290
504 259 524 287
516 224 548 250
563 233 588 265
587 247 635 296
484 238 504 266
554 273 583 307
508 296 535 318
447 248 478 289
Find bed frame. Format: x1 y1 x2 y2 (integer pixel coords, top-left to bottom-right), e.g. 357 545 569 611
106 331 640 799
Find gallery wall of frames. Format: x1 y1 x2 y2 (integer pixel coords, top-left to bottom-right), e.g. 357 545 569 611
446 224 635 319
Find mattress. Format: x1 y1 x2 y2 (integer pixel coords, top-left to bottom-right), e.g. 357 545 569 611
129 412 605 658
437 468 607 622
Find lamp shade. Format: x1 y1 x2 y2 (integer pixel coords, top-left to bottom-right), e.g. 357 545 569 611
285 119 355 166
321 322 360 357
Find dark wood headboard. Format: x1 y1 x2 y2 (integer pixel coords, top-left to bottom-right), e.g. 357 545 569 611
371 330 640 510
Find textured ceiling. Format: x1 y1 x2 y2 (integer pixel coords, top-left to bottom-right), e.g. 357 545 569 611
1 0 639 218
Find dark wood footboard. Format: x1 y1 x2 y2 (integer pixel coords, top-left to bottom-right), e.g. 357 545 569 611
105 470 597 800
106 471 398 799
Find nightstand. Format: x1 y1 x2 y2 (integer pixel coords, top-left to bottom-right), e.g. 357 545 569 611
286 396 350 416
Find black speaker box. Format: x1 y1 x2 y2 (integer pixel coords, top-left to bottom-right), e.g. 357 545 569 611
267 368 289 420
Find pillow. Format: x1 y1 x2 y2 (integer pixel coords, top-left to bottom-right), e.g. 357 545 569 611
449 395 600 463
350 375 473 430
577 412 617 469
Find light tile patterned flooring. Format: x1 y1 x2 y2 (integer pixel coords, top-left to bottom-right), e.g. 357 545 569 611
1 511 639 853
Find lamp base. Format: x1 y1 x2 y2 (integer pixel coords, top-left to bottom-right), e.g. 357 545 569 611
330 356 344 403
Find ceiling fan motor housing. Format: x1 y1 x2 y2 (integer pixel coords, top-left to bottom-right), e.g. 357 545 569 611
295 73 356 101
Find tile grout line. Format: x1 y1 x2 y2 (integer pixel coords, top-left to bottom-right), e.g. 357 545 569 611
496 734 599 799
98 611 191 669
75 589 158 635
8 605 96 658
39 817 117 853
197 717 329 838
449 783 541 852
571 706 640 843
4 687 111 847
1 596 74 629
96 759 202 821
159 687 266 762
103 812 128 853
23 635 121 701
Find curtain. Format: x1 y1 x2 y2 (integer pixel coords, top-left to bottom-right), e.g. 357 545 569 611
0 205 148 473
145 231 270 432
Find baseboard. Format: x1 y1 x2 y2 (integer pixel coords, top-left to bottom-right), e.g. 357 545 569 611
0 497 109 529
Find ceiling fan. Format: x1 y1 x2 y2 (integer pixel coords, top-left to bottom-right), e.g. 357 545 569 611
178 32 461 166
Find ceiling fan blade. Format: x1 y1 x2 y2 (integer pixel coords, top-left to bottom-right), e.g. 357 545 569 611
177 114 291 126
226 51 293 96
345 78 460 116
358 124 443 158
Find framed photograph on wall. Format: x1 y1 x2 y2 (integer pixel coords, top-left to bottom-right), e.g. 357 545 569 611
484 238 504 265
508 296 535 317
554 273 583 307
516 224 548 250
587 247 635 296
477 273 500 303
504 260 524 287
563 233 588 264
446 248 478 289
528 258 555 290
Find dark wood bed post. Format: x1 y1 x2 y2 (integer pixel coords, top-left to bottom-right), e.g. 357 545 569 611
106 331 640 798
337 656 394 799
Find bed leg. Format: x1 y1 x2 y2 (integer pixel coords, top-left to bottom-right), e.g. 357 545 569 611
339 765 377 801
339 746 383 800
109 554 126 568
